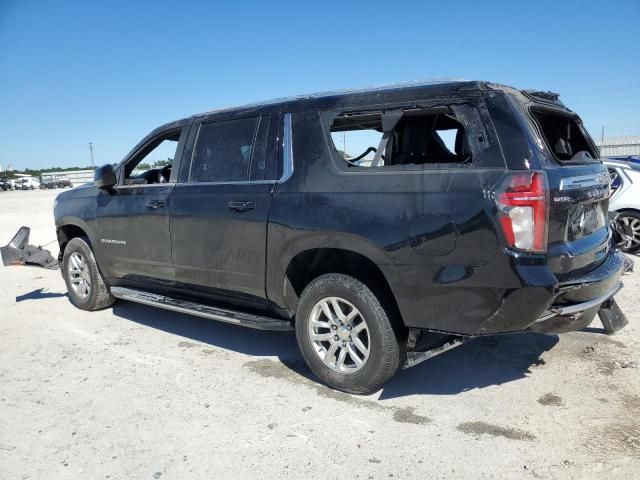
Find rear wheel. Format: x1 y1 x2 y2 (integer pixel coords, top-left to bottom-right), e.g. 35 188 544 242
63 237 115 311
295 273 402 395
613 211 640 254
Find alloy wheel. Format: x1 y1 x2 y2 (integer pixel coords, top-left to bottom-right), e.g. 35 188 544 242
68 251 91 299
614 215 640 251
308 297 370 373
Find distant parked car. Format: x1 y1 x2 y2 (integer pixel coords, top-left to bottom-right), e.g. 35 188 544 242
40 176 73 189
1 177 15 190
605 157 640 253
40 178 56 189
15 177 40 190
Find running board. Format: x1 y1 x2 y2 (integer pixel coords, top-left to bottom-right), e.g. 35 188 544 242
402 337 470 370
110 287 293 331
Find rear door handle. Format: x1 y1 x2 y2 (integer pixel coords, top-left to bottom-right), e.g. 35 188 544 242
146 200 165 209
228 201 256 212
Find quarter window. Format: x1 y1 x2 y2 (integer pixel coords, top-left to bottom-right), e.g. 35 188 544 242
191 117 259 182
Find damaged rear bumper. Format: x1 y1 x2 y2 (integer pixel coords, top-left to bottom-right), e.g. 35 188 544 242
526 250 630 334
475 250 629 335
528 281 625 334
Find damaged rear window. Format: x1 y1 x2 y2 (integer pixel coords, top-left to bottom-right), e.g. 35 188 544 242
530 108 598 164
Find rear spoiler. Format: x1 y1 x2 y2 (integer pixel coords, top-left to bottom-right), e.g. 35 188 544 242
1 227 59 269
523 89 566 108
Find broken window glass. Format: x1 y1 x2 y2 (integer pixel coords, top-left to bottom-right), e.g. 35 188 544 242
530 109 598 163
329 108 473 167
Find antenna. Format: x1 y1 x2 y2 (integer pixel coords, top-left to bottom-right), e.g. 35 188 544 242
89 142 96 168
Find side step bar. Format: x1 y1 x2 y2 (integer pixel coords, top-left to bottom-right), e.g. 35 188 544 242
110 287 293 331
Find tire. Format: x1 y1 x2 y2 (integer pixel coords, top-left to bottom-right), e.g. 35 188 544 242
62 237 115 311
613 210 640 254
295 273 402 395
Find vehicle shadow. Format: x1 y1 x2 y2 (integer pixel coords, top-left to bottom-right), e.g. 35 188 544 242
16 288 67 302
378 333 558 400
112 301 561 398
111 302 299 358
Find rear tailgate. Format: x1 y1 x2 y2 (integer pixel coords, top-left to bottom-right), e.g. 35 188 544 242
524 105 615 282
546 163 612 281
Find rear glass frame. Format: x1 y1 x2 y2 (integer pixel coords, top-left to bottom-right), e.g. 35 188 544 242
528 106 600 164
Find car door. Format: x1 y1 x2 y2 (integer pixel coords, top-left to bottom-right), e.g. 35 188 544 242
96 123 190 283
170 113 281 309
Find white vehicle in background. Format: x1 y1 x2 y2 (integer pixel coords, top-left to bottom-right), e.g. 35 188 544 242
606 156 640 254
14 176 40 190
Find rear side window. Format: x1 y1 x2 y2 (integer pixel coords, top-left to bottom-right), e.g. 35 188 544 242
530 109 597 163
191 117 258 182
329 108 473 168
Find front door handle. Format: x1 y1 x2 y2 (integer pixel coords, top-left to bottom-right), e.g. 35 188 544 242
228 201 256 212
146 200 165 209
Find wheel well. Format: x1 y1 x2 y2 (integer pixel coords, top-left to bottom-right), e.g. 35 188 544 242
284 248 405 327
56 225 89 260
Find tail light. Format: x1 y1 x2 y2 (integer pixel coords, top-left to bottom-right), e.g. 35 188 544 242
495 172 548 253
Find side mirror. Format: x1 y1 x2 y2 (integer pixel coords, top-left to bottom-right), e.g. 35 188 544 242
94 164 117 189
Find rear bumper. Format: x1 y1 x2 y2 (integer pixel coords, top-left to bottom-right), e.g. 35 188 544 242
537 281 623 322
528 280 622 334
475 250 626 335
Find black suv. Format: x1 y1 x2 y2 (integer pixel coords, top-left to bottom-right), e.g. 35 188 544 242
54 81 626 394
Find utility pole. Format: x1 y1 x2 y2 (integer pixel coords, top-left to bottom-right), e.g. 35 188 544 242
601 125 605 145
89 142 95 168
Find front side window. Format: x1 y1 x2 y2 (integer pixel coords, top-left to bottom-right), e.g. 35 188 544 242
190 117 259 182
330 108 473 168
123 130 181 185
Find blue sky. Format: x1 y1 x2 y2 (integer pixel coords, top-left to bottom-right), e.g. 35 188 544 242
1 0 639 170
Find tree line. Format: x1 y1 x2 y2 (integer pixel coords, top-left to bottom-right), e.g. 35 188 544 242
2 159 171 178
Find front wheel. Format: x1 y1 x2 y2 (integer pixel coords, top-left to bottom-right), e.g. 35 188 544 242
295 273 402 395
62 237 115 311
